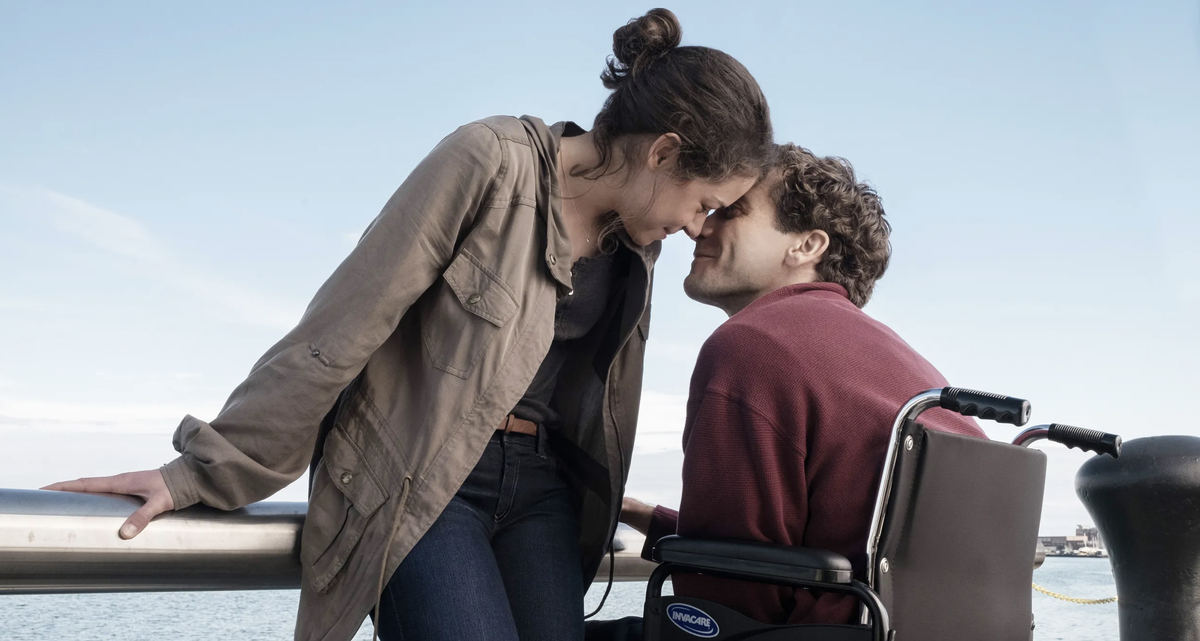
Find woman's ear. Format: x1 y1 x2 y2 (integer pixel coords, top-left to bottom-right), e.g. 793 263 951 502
785 230 830 269
646 133 682 172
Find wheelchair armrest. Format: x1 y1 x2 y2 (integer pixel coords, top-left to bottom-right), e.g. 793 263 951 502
651 535 854 585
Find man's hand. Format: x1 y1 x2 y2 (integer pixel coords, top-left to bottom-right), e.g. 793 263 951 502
42 470 175 539
620 496 656 536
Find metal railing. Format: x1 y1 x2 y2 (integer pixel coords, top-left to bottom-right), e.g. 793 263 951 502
0 488 655 594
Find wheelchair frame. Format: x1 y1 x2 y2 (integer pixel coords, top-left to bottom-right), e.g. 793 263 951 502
644 387 1120 641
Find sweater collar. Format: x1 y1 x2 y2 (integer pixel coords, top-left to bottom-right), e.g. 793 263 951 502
738 282 851 316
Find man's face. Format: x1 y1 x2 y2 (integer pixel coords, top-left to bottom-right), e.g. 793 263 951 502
683 176 799 315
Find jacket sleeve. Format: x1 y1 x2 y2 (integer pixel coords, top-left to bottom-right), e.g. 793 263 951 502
159 122 505 511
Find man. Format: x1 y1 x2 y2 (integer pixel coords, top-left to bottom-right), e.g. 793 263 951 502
619 144 985 627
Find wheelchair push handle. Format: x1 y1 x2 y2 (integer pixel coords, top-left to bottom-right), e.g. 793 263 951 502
938 387 1031 426
1049 423 1122 458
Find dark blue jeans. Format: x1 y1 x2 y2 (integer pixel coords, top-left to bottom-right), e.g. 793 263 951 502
376 429 584 641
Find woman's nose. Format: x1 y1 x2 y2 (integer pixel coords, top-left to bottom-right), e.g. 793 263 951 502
683 210 708 239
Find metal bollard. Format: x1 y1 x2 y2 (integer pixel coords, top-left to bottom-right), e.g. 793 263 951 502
1076 436 1200 641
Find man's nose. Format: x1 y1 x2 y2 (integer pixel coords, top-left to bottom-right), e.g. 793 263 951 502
683 210 708 240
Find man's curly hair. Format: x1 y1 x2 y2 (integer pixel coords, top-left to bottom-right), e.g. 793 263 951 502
771 144 891 308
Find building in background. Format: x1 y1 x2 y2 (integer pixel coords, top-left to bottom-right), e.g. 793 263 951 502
1076 525 1103 549
1039 525 1106 556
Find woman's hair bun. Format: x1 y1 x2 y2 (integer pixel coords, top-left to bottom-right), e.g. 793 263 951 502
603 8 682 87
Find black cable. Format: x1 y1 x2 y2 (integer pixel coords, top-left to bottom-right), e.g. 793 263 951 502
584 541 616 619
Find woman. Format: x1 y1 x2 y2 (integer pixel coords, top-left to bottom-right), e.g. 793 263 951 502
47 9 772 641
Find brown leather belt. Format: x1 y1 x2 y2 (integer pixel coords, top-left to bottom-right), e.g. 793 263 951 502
496 414 538 436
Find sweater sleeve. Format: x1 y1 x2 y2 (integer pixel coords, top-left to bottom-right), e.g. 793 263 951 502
640 505 680 561
160 122 504 511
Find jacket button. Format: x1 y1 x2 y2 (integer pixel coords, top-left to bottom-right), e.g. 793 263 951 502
467 294 482 304
340 472 353 485
549 254 557 265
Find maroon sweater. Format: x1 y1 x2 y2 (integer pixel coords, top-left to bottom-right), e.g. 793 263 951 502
641 282 984 625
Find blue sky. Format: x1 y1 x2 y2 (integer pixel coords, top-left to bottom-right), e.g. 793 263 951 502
1 0 1196 537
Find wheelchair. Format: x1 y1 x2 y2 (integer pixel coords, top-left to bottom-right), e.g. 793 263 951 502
641 387 1121 641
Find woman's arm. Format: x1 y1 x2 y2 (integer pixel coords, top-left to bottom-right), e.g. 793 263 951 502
47 122 505 537
620 496 658 535
622 496 682 561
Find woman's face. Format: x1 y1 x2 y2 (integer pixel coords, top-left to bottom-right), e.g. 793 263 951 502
614 134 758 246
618 171 758 246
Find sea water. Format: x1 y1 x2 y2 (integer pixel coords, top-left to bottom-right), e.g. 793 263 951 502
0 557 1117 640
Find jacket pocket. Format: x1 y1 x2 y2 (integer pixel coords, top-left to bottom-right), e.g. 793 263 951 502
421 249 519 379
301 423 390 593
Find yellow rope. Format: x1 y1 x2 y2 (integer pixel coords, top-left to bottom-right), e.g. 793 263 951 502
1032 582 1118 604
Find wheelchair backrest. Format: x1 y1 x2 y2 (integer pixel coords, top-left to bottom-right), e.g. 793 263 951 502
873 420 1046 641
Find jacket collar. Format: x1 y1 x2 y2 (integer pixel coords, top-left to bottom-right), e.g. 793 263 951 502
520 116 659 290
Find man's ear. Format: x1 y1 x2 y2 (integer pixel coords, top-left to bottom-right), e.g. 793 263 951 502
645 133 682 173
784 230 830 269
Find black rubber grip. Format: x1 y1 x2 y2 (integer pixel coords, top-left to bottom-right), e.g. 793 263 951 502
1048 424 1122 458
939 387 1031 426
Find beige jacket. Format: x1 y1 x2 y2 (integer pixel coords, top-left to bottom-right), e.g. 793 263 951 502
159 116 657 641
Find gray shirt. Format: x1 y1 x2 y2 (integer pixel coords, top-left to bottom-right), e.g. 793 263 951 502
511 247 621 429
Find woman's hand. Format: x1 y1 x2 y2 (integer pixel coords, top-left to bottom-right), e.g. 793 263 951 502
42 470 175 539
620 496 656 536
